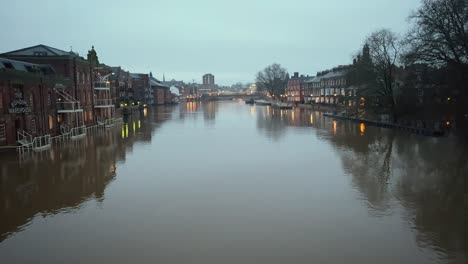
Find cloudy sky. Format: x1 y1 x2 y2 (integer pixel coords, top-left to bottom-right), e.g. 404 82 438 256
1 0 421 85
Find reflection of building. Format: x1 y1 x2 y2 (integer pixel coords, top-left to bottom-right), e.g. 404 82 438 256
0 131 119 242
0 58 59 145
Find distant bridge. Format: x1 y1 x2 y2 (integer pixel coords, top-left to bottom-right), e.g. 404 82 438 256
198 93 265 101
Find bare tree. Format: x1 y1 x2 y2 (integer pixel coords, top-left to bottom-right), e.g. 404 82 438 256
404 0 468 130
404 0 468 67
348 29 402 120
255 63 289 98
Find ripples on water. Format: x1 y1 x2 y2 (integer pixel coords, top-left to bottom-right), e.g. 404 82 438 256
0 101 466 264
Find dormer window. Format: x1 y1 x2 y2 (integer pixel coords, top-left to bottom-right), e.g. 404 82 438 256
33 51 47 56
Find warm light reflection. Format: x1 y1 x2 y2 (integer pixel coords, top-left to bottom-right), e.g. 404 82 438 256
143 108 148 117
360 123 366 135
125 124 129 138
333 120 337 135
280 110 284 118
121 125 125 139
292 111 295 121
250 106 256 116
138 120 141 129
133 122 136 135
310 113 314 125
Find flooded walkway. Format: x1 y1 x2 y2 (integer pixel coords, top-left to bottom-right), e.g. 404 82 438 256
0 101 466 264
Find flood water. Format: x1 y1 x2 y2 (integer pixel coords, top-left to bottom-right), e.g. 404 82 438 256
0 101 466 264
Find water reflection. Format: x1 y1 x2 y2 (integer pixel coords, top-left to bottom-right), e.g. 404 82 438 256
0 109 171 242
255 104 467 262
0 102 466 263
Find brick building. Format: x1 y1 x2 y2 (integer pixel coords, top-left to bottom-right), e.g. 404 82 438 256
131 73 152 106
150 76 171 105
304 65 357 105
0 58 59 146
0 44 95 128
286 72 310 103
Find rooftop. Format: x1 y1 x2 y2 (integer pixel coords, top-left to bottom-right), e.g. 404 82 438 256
0 57 55 75
0 44 80 57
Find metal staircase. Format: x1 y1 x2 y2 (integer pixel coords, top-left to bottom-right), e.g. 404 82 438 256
55 89 83 112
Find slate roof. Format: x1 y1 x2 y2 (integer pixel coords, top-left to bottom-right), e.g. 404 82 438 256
0 44 77 57
305 76 320 83
0 57 55 75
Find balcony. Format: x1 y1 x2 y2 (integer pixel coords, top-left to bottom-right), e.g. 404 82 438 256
94 99 114 108
55 90 83 113
56 101 83 113
94 82 111 90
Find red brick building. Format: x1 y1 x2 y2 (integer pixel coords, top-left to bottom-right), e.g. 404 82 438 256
150 76 171 105
0 44 95 128
0 58 59 146
287 72 310 103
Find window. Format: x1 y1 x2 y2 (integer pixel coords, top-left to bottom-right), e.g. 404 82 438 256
29 93 34 109
31 119 36 134
49 115 54 130
0 123 5 141
33 51 47 56
3 62 13 69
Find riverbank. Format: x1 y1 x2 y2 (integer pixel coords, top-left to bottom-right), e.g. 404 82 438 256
323 113 445 137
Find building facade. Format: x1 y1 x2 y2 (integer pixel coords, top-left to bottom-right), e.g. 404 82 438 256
0 58 59 146
200 73 215 94
286 72 310 102
0 44 95 128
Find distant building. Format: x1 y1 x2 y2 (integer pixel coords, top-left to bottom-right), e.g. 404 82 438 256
304 65 355 105
286 72 310 102
200 73 215 94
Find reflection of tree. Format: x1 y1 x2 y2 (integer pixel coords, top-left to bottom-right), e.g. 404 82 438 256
394 139 467 260
332 127 396 214
327 120 467 260
255 106 288 141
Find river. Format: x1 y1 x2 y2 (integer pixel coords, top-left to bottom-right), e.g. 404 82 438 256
0 101 466 264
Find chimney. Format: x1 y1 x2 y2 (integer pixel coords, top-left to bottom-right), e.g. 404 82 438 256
294 72 299 78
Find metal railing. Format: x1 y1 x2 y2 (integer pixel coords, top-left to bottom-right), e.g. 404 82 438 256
31 134 51 150
55 90 82 112
17 130 32 144
94 82 111 90
70 126 86 139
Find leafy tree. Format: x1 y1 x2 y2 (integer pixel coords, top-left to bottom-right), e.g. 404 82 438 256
255 63 289 98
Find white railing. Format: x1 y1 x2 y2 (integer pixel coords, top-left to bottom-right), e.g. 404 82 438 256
56 101 83 112
70 126 86 139
55 90 82 112
31 134 51 150
94 82 111 90
17 130 32 144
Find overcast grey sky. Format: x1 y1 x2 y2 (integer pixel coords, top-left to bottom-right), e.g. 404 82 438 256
1 0 421 85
